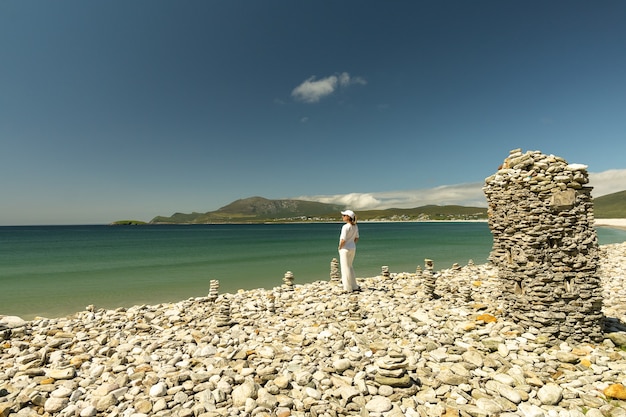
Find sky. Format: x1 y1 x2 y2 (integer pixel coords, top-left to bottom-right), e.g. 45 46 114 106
1 1 626 225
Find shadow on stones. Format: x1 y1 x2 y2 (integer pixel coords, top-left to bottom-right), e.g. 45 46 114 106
604 317 626 333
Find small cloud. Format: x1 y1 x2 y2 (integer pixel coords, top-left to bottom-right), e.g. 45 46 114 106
300 117 309 123
296 183 487 211
291 72 366 103
589 169 626 197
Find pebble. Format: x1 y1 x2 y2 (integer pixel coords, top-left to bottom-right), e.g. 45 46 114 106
1 242 626 416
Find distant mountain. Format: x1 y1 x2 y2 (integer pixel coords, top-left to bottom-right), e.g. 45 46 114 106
594 190 626 218
140 189 626 225
150 197 345 224
149 196 488 224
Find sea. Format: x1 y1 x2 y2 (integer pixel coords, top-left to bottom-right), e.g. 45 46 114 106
2 222 626 320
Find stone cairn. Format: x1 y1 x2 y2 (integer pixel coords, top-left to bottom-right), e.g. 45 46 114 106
422 259 436 299
208 279 219 302
266 293 277 313
374 350 412 388
348 295 362 319
483 148 603 343
282 271 295 291
458 275 472 303
381 265 390 279
213 298 234 330
330 258 340 282
459 259 477 303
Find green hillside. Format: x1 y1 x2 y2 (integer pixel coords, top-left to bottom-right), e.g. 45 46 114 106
358 205 487 221
151 197 345 224
594 190 626 218
150 196 488 224
134 189 626 225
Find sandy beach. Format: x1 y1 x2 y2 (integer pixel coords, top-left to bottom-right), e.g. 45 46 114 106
595 218 626 231
2 240 626 416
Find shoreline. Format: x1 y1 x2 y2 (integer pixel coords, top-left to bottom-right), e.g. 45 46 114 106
2 222 626 322
1 242 625 416
595 218 626 231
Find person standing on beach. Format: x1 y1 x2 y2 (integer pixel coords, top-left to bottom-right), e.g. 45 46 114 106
338 210 360 292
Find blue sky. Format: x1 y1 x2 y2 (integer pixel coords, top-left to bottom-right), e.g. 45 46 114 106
2 1 626 225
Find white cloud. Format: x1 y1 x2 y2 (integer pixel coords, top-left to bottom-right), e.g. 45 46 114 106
296 183 487 211
589 169 626 197
291 72 366 103
295 169 626 210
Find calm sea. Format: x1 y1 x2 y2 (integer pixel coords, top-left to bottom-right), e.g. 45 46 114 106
2 222 625 320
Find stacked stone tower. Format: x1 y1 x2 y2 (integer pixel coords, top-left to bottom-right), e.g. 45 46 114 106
483 149 603 343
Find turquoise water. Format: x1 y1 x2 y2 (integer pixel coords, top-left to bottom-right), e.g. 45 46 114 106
2 223 625 320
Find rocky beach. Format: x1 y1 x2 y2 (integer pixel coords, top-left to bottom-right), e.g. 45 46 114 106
1 239 626 417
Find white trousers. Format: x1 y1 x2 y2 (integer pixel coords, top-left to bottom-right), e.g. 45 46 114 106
339 248 358 291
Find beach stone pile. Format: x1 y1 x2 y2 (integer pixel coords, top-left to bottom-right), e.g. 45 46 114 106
381 266 390 279
330 259 340 283
212 298 234 330
374 351 412 388
283 271 295 291
207 280 219 303
2 242 626 417
483 149 603 344
422 259 437 299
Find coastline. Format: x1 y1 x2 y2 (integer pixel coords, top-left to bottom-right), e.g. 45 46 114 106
595 218 626 231
1 221 624 322
1 242 626 415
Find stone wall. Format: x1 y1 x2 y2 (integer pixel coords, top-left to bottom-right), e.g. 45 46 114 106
483 149 604 343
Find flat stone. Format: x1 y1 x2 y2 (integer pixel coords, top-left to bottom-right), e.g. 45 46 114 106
374 373 412 388
604 383 626 400
537 383 563 405
45 367 76 380
365 396 392 413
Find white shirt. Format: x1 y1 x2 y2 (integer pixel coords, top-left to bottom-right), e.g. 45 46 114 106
339 223 359 250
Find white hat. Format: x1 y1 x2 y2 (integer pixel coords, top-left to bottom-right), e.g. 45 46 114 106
341 210 355 219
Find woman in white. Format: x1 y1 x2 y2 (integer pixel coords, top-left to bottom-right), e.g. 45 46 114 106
338 209 360 292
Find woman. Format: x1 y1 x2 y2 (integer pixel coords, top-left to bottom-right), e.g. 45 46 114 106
338 209 360 292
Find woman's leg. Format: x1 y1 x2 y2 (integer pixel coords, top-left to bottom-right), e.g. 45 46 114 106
339 249 358 291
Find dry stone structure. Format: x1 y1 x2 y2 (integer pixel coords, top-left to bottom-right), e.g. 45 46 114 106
422 259 437 299
282 271 294 291
207 279 219 302
330 258 340 282
483 148 603 343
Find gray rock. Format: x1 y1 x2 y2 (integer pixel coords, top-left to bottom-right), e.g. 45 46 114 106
365 395 393 413
476 397 504 414
232 378 259 407
517 402 546 417
333 358 351 372
149 382 167 397
79 405 98 417
537 383 563 405
45 367 76 380
0 316 26 329
607 332 626 347
43 397 68 413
